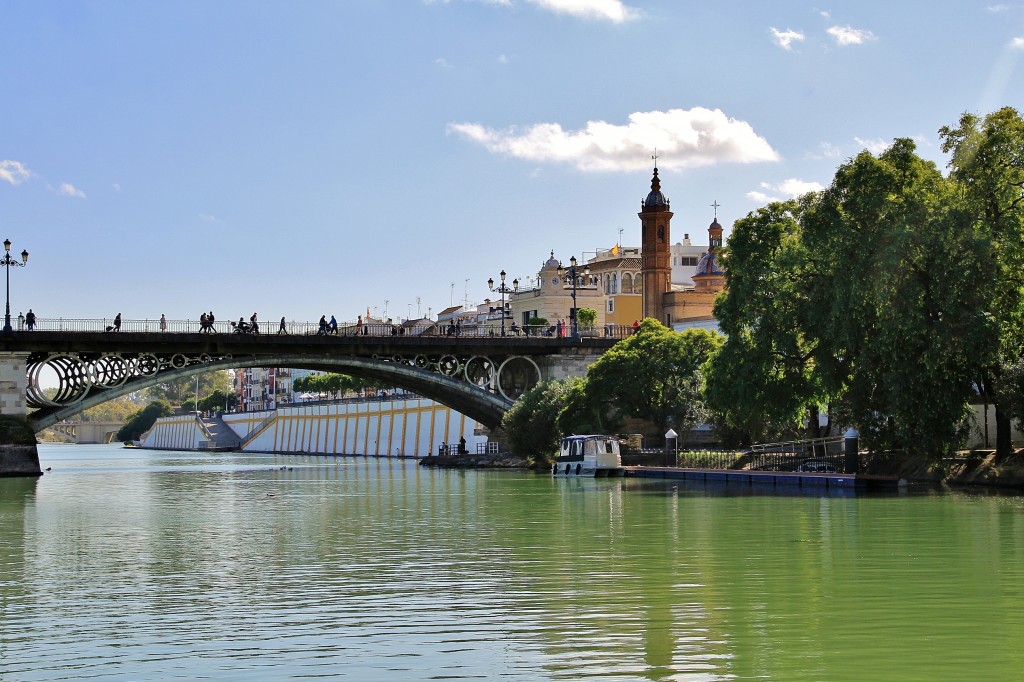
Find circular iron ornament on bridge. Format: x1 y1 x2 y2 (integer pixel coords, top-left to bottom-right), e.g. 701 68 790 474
136 354 161 376
463 356 495 388
88 354 132 389
25 351 236 410
496 356 542 401
437 355 460 376
414 355 430 369
27 354 92 407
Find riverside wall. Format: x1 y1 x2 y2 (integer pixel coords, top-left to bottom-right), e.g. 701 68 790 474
139 414 210 450
143 398 486 457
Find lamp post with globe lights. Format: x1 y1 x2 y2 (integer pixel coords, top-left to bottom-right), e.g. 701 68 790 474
558 255 589 338
2 239 29 334
487 270 518 336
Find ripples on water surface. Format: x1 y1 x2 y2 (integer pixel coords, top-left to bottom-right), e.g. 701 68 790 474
1 444 1023 680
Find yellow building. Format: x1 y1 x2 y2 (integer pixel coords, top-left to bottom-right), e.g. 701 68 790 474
508 166 726 333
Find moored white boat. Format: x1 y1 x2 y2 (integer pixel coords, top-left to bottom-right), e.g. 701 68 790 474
552 435 624 477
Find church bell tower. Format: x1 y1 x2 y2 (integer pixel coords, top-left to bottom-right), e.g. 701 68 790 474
639 165 673 322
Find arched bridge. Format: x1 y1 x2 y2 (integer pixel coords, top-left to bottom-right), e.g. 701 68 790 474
1 321 626 433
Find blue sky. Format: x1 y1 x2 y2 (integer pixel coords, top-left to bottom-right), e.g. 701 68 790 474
3 0 1023 324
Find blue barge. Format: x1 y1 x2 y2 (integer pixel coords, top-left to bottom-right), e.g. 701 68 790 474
624 467 902 491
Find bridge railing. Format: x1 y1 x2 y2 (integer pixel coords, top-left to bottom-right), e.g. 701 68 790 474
24 318 639 339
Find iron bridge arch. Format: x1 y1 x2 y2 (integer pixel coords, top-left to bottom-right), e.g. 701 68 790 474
26 352 541 433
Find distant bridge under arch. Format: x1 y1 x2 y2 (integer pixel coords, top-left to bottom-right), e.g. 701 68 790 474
1 329 617 433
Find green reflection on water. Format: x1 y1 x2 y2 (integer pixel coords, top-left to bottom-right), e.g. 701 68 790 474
0 445 1022 681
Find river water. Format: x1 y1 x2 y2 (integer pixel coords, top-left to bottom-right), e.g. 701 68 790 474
2 444 1023 681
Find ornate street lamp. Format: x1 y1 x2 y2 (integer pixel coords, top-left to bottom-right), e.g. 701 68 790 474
487 270 518 336
2 239 29 334
558 255 590 338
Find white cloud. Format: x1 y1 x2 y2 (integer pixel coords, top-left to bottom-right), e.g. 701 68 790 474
0 160 31 185
527 0 639 22
987 4 1010 12
776 178 824 196
748 179 824 204
827 25 876 45
770 27 805 50
448 107 779 171
58 182 86 198
424 0 635 21
498 54 511 64
199 213 220 223
819 10 830 19
854 136 890 154
1011 36 1024 50
805 142 842 160
424 0 513 5
746 190 775 203
112 182 122 192
435 57 454 69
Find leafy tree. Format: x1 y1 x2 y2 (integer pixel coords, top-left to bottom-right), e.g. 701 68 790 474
60 398 142 424
584 319 723 438
116 401 172 442
576 307 597 327
800 139 987 455
146 370 231 406
200 389 234 413
293 372 390 399
707 200 826 444
940 107 1024 457
501 379 574 465
556 375 622 436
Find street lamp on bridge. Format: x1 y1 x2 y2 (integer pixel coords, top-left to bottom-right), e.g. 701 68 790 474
2 239 29 334
487 270 518 336
557 255 589 339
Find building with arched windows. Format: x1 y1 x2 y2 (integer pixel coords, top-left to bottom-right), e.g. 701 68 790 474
508 166 725 333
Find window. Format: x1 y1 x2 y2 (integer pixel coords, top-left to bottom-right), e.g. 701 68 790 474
607 299 614 313
622 272 633 294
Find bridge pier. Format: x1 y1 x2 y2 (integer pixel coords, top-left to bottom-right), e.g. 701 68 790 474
537 349 605 382
0 351 41 477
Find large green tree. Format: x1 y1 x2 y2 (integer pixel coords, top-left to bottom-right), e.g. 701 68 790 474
707 200 825 443
556 375 622 437
800 139 987 455
501 379 574 465
146 370 231 406
116 400 172 442
940 107 1024 457
293 372 389 399
583 319 723 437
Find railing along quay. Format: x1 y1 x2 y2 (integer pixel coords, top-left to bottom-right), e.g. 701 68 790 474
634 436 852 473
18 317 638 339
